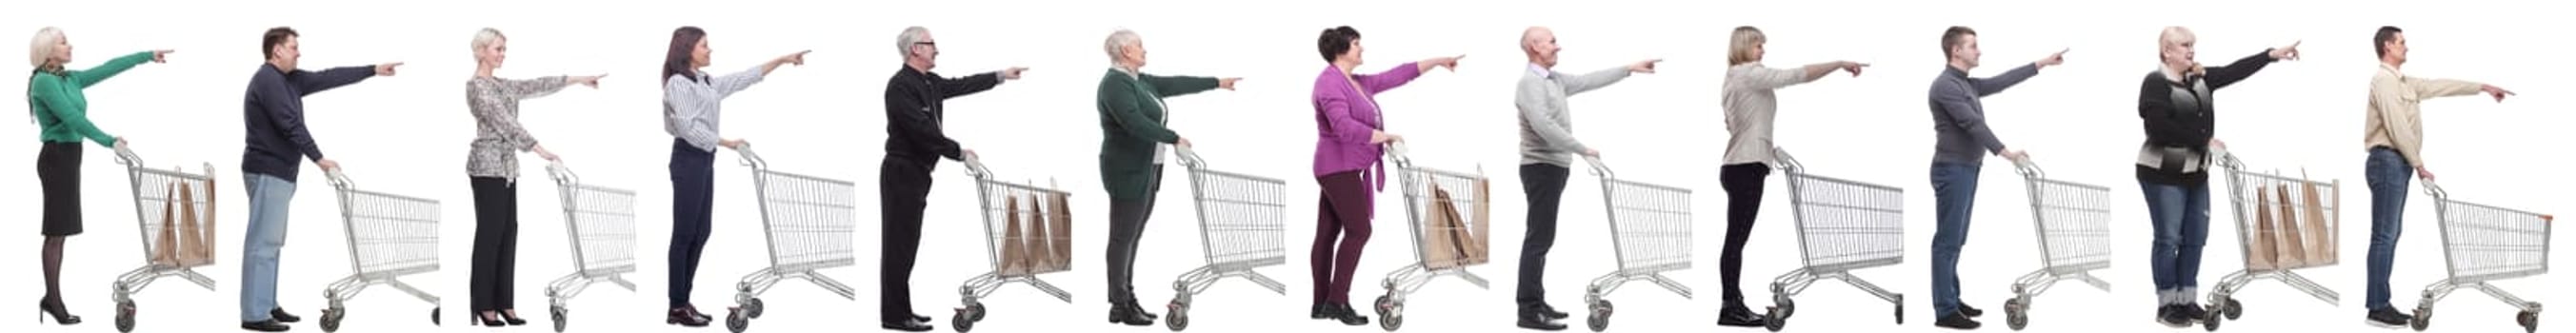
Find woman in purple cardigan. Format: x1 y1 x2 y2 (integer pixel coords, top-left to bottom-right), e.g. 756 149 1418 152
1306 26 1461 326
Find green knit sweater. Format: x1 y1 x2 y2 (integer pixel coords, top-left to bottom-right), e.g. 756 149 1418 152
28 50 151 147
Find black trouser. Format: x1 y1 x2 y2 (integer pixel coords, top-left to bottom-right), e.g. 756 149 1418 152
879 156 936 323
469 177 520 312
1105 166 1163 304
1717 163 1771 305
667 140 716 309
1514 164 1570 309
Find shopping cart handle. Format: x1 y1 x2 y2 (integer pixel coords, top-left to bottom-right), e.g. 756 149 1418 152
1771 147 1801 173
113 144 143 166
1175 146 1208 169
962 155 993 180
1583 155 1613 178
2011 157 2044 179
547 160 579 186
325 167 355 190
2420 181 2446 199
1383 142 1411 167
732 143 767 170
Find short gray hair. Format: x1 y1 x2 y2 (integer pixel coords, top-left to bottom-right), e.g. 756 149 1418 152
1104 29 1140 63
30 27 64 69
470 28 506 52
896 26 930 58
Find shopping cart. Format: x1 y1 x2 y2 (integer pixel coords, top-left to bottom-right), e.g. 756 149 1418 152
107 146 219 333
1575 155 1693 332
317 168 444 332
541 162 639 333
1998 159 2112 331
1163 147 1289 331
952 156 1075 333
1764 147 1906 332
2409 181 2550 333
1371 143 1491 332
723 144 860 333
2203 151 2340 331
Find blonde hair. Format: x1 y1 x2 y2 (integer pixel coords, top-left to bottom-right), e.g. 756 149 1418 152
1727 26 1765 66
30 27 64 71
1104 29 1140 64
471 28 506 52
2159 27 2194 55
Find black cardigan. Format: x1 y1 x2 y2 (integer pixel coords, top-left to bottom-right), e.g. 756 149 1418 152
2135 50 2276 186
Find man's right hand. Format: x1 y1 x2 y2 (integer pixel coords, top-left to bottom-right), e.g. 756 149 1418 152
1582 147 1601 157
2483 85 2515 102
1999 149 2029 163
2035 49 2068 68
2417 166 2436 181
1840 61 1870 76
374 62 404 76
316 159 341 172
999 67 1028 80
1175 137 1193 149
962 148 980 162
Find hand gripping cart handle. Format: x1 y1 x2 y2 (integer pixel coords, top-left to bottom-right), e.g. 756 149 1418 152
1764 147 1907 331
2000 158 2115 331
2408 179 2551 333
541 161 641 332
1159 147 1292 331
107 145 221 333
1371 142 1492 332
1575 155 1694 332
719 143 861 333
317 166 445 332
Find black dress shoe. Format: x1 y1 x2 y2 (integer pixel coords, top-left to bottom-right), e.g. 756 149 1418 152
2366 308 2411 327
1959 304 1984 318
1934 312 1982 330
1534 304 1569 320
1311 304 1330 320
1716 304 1769 327
270 308 302 323
909 313 932 323
882 320 935 332
1517 313 1568 331
667 308 711 327
2156 304 2192 327
241 320 292 332
1108 304 1154 326
1327 304 1370 326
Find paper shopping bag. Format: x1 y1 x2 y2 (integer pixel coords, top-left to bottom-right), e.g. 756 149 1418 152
2271 185 2308 268
152 183 181 266
2300 181 2335 265
1465 178 1491 264
1422 187 1467 269
1000 195 1029 275
2247 188 2279 270
173 182 211 265
1047 192 1074 270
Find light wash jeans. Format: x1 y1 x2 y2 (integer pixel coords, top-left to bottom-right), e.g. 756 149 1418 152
2141 180 2211 304
240 173 297 322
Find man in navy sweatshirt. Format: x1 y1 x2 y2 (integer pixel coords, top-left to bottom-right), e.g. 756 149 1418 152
236 27 400 332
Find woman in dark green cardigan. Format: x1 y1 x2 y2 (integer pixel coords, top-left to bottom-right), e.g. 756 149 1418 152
26 27 170 325
1095 29 1239 326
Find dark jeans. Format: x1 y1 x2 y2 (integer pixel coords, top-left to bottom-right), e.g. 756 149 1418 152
2141 180 2210 304
2363 147 2410 312
1106 166 1164 304
1309 170 1373 304
667 140 716 309
1927 162 1981 318
469 177 521 312
1514 164 1570 308
879 157 937 322
1718 163 1771 304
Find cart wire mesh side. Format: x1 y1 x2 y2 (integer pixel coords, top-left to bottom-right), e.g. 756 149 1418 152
1163 147 1289 331
1999 159 2113 331
1574 155 1694 332
724 145 860 333
1372 143 1491 332
543 162 640 332
318 168 444 332
952 156 1076 332
1765 148 1906 331
108 147 220 333
2203 151 2341 330
2409 181 2550 333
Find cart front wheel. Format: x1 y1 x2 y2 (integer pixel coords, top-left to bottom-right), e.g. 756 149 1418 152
968 303 988 322
1165 302 1189 332
744 298 766 319
1765 305 1787 332
2408 307 2430 331
114 301 136 333
550 306 569 333
430 307 441 325
319 308 345 333
725 308 749 333
1586 300 1612 332
2517 310 2537 333
2222 298 2243 320
2004 299 2029 331
1379 312 1403 331
2201 304 2223 331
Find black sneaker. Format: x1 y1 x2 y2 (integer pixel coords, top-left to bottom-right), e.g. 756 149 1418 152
2182 303 2208 322
2366 308 2411 328
1959 304 1985 318
270 308 302 323
1716 304 1768 327
1934 311 1981 330
240 320 290 332
2158 304 2192 327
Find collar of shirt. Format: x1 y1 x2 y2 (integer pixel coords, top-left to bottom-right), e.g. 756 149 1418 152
2377 62 2403 77
1528 63 1552 78
1113 66 1140 78
1942 65 1970 79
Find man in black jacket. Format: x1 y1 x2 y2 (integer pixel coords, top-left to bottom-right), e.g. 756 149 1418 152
2133 26 2297 327
879 26 1026 332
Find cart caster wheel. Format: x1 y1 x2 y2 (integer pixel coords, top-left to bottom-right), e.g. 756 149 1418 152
1165 303 1188 332
1375 295 1393 313
431 307 441 325
550 306 569 333
2222 298 2242 320
2408 307 2429 331
1775 298 1796 320
1379 313 1403 331
952 314 973 332
968 303 988 322
2202 304 2223 331
2516 310 2537 333
725 308 749 333
320 308 346 333
114 301 136 333
1894 304 1904 324
744 298 765 319
2004 299 2029 331
1586 300 1611 332
1765 305 1787 332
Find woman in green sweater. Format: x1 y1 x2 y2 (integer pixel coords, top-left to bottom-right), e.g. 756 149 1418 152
25 27 170 325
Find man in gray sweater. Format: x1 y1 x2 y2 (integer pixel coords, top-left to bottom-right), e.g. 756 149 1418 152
1924 26 2062 330
1511 26 1658 331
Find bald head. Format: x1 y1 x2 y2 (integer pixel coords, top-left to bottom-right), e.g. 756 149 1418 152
1523 27 1559 68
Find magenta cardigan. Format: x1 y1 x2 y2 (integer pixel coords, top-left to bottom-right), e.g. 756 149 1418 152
1309 62 1423 191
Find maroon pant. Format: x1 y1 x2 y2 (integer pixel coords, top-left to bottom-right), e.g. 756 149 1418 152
1310 170 1374 304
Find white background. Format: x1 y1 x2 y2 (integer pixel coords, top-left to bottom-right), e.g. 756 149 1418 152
7 0 2569 332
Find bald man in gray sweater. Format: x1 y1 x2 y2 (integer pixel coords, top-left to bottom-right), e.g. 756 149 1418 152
1511 26 1658 331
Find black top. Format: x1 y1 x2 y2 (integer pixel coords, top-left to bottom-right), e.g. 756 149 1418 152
242 63 375 182
2135 50 2274 186
882 66 1001 165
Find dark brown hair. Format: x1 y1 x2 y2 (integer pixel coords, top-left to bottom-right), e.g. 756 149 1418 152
1941 26 1976 59
1316 26 1361 63
2373 26 2403 58
664 27 707 83
261 27 298 60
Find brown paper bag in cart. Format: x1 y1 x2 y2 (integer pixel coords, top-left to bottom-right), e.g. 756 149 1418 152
153 184 180 266
1464 178 1491 264
1046 192 1073 270
999 196 1029 275
2246 189 2279 270
175 182 213 265
1422 188 1469 269
1020 194 1049 271
2271 185 2308 268
2299 180 2335 264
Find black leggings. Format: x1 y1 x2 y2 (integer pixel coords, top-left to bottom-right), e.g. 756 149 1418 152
468 177 520 312
1717 163 1771 304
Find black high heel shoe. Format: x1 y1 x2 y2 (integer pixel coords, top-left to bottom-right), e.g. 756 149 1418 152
498 309 528 326
36 299 81 325
477 311 506 327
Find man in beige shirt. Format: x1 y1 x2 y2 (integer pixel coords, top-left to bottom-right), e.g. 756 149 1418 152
2357 25 2514 328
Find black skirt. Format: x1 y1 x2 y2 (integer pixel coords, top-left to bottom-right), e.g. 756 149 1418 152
37 142 83 236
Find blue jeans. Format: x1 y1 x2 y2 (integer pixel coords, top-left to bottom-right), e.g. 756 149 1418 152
240 173 297 322
2141 180 2210 304
2364 148 2411 312
1928 162 1981 318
